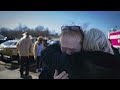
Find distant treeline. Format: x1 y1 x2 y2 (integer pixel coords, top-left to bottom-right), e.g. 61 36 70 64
0 25 59 39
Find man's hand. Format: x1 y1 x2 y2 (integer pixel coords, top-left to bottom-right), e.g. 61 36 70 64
53 70 69 79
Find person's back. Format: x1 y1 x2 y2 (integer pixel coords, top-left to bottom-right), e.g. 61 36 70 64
17 36 32 56
81 51 120 79
16 32 32 77
81 28 120 79
58 50 120 79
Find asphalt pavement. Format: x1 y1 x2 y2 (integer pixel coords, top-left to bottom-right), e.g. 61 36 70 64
0 61 39 79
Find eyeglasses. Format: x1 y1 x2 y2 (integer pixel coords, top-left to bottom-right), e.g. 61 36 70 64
61 26 83 32
61 25 84 40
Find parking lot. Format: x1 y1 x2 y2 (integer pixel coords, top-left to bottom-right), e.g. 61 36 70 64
0 61 39 79
0 38 59 79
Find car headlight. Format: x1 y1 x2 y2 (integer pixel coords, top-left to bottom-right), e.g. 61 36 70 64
0 46 4 51
0 48 4 51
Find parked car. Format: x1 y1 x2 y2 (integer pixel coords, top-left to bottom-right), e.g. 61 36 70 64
0 37 37 62
0 37 14 44
0 40 19 61
48 40 59 45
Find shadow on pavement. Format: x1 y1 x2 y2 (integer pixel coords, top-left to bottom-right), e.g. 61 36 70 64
21 75 32 79
6 63 19 70
2 59 37 73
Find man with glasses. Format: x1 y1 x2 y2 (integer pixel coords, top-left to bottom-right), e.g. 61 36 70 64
60 26 84 55
39 25 85 79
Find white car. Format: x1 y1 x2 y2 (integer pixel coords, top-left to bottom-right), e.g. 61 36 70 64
0 40 18 49
0 38 37 62
0 40 19 61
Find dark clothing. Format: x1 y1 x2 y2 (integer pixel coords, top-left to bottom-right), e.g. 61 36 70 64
81 51 120 79
39 43 120 79
20 56 30 76
112 46 120 63
113 47 119 55
36 56 41 69
112 46 120 55
39 43 61 79
39 67 52 79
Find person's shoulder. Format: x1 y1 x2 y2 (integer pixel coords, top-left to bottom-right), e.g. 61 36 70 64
84 51 118 60
34 41 38 44
18 37 24 42
20 37 26 41
84 51 113 57
47 43 60 50
82 51 120 68
71 51 114 60
41 43 61 56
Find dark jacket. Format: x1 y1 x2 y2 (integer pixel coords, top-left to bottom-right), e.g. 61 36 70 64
39 43 120 79
80 51 120 79
112 46 120 56
39 43 62 79
112 47 120 66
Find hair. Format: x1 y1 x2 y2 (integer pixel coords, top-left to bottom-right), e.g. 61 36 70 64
83 28 114 55
60 26 84 45
108 39 112 44
22 32 32 39
37 36 43 43
42 39 48 48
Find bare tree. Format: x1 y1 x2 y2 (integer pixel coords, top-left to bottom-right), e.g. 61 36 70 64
82 22 90 31
35 25 45 31
14 23 29 31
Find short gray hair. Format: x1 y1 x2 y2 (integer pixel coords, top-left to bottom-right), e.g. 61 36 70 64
83 28 114 54
60 25 84 45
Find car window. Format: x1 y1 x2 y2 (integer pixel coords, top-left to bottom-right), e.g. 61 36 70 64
1 41 17 46
13 42 17 45
2 41 14 46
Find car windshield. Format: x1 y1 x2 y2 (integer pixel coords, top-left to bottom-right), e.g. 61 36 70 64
1 41 17 46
